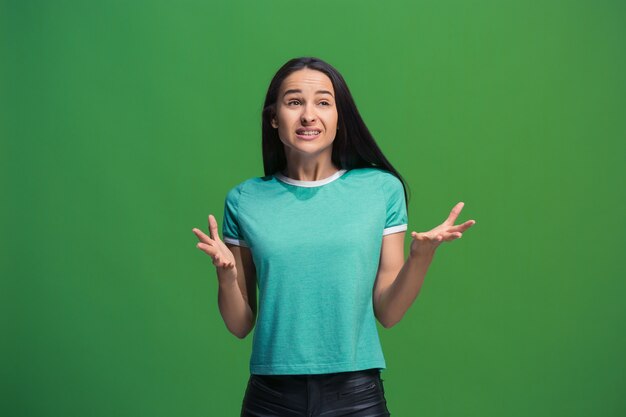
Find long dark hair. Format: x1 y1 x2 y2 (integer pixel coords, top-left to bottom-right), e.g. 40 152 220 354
261 56 410 207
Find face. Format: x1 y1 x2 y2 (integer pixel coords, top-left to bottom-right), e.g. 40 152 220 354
271 68 338 162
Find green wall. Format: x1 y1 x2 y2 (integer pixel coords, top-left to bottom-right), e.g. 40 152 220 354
2 0 625 416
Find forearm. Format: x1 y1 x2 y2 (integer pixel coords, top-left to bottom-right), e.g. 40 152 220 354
376 252 435 328
216 268 254 339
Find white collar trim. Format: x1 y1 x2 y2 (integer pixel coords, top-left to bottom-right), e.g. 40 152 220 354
275 169 348 188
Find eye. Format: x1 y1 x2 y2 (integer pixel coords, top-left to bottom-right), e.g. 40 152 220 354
287 99 301 106
319 101 331 106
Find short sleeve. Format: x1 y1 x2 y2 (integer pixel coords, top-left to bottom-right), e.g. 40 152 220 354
222 184 249 247
382 173 408 236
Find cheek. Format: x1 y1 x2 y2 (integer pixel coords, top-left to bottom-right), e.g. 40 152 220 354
326 118 337 130
276 125 289 141
277 109 297 126
327 112 339 130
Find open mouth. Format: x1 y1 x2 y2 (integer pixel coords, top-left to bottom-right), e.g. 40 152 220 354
295 129 322 140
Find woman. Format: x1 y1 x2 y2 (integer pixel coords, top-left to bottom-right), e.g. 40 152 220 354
192 57 476 416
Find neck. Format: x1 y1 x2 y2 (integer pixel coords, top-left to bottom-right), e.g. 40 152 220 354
282 153 340 181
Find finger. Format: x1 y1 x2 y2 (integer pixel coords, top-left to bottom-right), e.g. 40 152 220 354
443 202 464 226
208 214 222 242
212 254 234 269
446 220 476 234
457 220 475 232
215 259 235 269
196 242 218 257
192 228 215 245
441 231 463 241
412 231 444 242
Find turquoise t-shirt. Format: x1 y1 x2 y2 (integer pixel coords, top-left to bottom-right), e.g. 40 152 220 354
222 167 408 375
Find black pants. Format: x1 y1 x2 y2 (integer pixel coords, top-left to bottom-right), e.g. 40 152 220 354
240 368 391 417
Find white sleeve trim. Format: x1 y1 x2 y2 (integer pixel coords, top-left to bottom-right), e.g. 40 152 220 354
383 224 408 236
223 237 249 247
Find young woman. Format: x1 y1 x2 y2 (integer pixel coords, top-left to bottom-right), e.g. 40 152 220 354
192 57 476 417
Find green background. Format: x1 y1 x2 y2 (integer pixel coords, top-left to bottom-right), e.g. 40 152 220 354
2 0 625 416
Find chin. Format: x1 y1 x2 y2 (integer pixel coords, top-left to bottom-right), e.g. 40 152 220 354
285 141 334 156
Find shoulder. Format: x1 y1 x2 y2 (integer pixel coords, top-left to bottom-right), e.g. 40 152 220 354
225 174 275 201
347 167 402 188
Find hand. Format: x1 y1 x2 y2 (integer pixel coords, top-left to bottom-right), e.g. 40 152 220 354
409 202 476 258
192 214 236 270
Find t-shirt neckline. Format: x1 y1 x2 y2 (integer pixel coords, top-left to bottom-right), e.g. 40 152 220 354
274 169 348 188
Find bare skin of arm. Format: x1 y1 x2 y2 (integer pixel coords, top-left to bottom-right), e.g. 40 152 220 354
373 202 476 328
193 214 257 339
373 231 435 328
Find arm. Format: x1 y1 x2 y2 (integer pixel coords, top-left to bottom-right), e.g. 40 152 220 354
193 214 257 339
373 202 476 328
218 244 257 339
373 232 434 328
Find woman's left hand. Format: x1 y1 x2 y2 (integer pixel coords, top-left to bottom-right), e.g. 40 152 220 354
409 202 476 259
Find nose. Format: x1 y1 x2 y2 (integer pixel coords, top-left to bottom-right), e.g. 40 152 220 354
301 104 316 124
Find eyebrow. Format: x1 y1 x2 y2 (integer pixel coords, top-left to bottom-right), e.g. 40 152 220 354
283 89 334 97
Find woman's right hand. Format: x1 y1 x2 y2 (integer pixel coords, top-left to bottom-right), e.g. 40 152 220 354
192 214 237 272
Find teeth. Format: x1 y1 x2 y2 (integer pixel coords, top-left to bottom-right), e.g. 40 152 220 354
299 130 320 135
